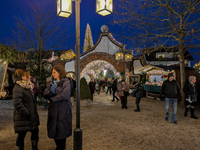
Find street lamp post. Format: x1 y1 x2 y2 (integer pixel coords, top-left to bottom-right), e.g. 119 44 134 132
57 0 113 149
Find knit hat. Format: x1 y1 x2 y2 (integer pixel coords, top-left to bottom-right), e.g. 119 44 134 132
168 73 174 79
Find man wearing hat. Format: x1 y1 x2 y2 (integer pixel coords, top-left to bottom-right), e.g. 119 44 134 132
160 73 182 124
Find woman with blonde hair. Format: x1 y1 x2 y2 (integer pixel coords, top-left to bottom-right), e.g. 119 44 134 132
183 76 198 119
13 69 40 150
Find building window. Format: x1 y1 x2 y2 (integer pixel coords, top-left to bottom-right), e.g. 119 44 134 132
157 54 165 58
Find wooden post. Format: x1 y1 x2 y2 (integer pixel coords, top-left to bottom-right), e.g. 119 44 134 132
0 63 8 98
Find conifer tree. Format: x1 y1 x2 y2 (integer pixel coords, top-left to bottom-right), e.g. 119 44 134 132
83 24 94 52
80 77 91 100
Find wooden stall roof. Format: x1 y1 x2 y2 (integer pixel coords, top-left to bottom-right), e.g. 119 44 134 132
137 64 163 72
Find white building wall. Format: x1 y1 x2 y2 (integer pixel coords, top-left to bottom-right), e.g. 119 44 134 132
133 60 143 74
65 60 75 72
66 36 121 72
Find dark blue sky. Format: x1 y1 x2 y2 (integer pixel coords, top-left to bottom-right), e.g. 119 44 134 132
0 0 199 66
0 0 122 54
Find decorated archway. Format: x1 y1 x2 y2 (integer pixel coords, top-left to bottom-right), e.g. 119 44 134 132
81 60 120 80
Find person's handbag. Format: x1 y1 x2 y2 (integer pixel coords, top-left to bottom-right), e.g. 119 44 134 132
124 91 130 96
186 95 197 103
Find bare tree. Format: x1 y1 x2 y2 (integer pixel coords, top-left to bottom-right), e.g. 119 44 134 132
11 3 72 97
113 0 200 89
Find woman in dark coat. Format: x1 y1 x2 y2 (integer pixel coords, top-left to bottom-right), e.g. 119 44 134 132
43 65 72 150
13 69 40 150
183 76 198 119
89 79 95 101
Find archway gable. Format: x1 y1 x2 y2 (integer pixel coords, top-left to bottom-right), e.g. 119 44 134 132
64 32 125 64
80 52 123 73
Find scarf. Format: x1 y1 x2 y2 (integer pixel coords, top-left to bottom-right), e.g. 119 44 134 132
16 80 34 90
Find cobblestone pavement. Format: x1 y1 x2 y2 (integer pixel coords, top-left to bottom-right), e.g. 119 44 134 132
0 100 13 109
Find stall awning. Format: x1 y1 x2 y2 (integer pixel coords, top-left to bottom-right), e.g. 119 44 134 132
137 65 163 72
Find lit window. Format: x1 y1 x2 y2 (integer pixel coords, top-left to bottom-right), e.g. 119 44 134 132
157 54 165 58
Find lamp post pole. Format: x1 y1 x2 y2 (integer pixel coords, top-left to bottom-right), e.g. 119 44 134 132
74 0 82 150
123 47 126 79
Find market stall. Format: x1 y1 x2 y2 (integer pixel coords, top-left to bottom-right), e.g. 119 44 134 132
138 65 175 100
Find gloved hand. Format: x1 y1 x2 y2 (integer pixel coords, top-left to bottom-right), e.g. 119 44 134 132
51 84 56 94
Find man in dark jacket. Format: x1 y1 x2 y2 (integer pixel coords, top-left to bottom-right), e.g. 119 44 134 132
106 78 112 95
134 83 143 112
160 73 182 124
111 78 119 102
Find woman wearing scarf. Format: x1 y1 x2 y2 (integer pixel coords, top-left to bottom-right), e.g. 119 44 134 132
183 76 198 119
43 65 72 150
13 69 40 150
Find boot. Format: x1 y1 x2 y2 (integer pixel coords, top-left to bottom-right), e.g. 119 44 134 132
190 108 198 119
134 105 140 112
184 107 189 117
16 146 24 150
31 140 38 150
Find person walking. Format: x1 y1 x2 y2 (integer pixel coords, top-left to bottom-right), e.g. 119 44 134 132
68 77 75 107
111 78 119 102
43 65 72 150
89 79 95 101
106 78 112 95
118 79 129 109
160 73 182 124
134 82 144 112
13 69 40 150
183 76 198 119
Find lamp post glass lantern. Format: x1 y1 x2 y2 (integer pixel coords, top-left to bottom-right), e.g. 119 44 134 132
125 53 132 62
115 51 124 61
57 0 72 18
96 0 113 16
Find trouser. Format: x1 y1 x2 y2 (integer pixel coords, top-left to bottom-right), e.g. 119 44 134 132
70 96 74 106
16 127 39 147
135 97 141 110
121 96 127 107
112 90 119 101
54 138 66 150
91 94 93 100
106 87 112 94
165 98 177 121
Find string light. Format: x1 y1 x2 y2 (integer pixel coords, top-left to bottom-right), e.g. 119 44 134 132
81 60 119 79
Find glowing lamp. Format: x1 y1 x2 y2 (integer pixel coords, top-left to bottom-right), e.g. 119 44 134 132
57 0 72 18
96 0 113 16
115 50 124 61
125 53 132 62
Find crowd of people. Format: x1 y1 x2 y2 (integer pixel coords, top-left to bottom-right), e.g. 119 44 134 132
12 64 199 149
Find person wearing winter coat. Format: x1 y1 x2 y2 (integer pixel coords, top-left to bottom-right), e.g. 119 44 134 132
13 69 40 150
118 79 129 109
160 73 182 124
183 76 198 119
106 78 112 95
134 83 144 112
43 65 72 150
111 78 119 102
68 77 75 107
89 79 95 101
